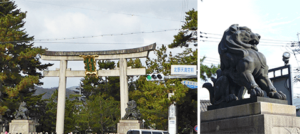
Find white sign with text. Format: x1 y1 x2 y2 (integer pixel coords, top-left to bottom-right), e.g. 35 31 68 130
171 65 196 75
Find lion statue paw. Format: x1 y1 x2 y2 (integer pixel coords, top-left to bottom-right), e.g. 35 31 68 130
249 87 264 97
268 91 286 100
225 94 238 102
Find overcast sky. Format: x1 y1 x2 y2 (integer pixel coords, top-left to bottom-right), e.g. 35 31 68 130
15 0 300 102
199 0 300 100
14 0 197 88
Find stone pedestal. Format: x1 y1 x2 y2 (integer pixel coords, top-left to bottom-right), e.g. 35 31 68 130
117 120 142 134
9 120 36 134
201 102 300 134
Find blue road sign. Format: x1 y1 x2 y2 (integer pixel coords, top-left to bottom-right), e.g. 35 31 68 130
181 80 197 89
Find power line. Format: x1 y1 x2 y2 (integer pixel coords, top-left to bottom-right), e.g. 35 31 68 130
198 39 290 47
0 29 179 43
199 31 295 42
24 0 181 22
203 60 219 63
34 42 147 44
200 56 220 62
199 35 294 44
201 62 219 66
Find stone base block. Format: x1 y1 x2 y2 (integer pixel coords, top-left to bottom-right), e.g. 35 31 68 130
201 114 300 134
9 120 36 134
201 102 300 134
117 120 142 134
202 102 296 122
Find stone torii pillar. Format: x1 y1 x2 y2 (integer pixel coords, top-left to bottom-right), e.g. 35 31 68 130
41 44 156 134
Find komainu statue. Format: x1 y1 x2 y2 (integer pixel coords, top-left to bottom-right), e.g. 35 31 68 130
203 24 286 105
122 100 141 120
14 101 30 120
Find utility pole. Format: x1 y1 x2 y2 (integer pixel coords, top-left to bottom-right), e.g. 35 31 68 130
166 74 197 134
168 91 177 134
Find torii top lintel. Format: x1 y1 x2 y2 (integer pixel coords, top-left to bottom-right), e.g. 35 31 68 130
41 43 156 61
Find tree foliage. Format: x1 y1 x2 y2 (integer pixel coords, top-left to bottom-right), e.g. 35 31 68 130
74 60 123 133
168 9 197 48
130 45 197 132
199 56 219 81
39 89 58 132
39 90 82 133
78 94 119 134
0 0 52 127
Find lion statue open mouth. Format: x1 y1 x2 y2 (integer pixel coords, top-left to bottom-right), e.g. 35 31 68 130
203 24 286 105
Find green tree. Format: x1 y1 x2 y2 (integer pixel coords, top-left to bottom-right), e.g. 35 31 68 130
87 94 119 133
75 60 121 133
81 60 119 101
75 94 120 134
75 59 145 133
64 94 82 134
167 8 198 133
0 0 52 124
130 45 196 131
40 90 82 133
168 9 197 48
172 48 197 134
39 89 58 132
199 56 219 81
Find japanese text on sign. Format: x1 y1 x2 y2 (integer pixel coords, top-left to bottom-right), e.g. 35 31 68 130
171 65 196 75
181 80 198 89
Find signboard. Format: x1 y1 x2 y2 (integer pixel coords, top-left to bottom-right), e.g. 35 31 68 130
171 65 196 75
80 55 98 77
181 80 197 89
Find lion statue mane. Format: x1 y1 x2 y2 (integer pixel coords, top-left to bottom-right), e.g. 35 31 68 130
203 24 286 105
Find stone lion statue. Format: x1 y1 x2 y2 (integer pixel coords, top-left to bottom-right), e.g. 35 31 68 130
203 24 286 105
14 101 30 120
122 100 141 120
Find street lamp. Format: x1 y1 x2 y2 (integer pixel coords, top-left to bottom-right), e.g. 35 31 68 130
283 52 290 65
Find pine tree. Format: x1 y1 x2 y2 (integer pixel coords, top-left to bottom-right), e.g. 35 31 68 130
0 0 52 123
64 94 82 134
200 56 219 81
168 9 197 48
75 60 121 133
129 45 197 130
39 89 58 132
75 59 146 133
86 94 119 133
40 90 82 133
171 48 197 133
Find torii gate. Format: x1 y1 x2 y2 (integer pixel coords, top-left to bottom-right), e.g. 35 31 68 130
41 43 156 134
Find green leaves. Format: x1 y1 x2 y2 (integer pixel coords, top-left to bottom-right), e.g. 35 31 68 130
129 45 197 130
0 0 52 128
74 60 122 133
168 9 197 48
200 56 220 81
81 95 120 134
